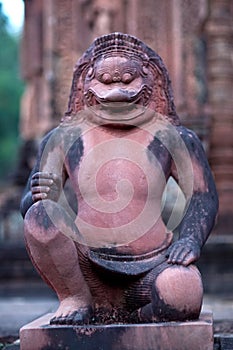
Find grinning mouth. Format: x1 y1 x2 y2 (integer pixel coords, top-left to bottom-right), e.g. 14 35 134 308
84 84 152 111
84 85 153 122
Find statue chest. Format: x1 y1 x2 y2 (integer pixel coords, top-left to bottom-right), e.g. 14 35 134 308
66 127 169 201
63 127 169 251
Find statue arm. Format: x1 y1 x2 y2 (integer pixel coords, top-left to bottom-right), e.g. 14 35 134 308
20 128 67 218
166 127 219 266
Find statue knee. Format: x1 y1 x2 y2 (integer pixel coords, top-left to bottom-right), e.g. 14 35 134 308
152 265 203 321
24 200 59 244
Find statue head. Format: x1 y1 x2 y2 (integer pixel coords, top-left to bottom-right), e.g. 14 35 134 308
63 33 180 126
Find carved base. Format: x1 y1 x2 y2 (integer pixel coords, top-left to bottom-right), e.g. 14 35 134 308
20 312 213 350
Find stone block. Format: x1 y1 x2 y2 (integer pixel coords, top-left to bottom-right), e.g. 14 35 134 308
214 334 233 350
20 312 213 350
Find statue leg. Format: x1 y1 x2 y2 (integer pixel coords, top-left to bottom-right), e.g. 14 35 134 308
24 200 93 325
139 265 203 322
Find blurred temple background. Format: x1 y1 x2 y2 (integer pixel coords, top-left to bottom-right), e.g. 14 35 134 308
0 0 232 294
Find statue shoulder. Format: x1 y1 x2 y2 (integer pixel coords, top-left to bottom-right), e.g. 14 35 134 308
39 125 83 154
174 125 205 154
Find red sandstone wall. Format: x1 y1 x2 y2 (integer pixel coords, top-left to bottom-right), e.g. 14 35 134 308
20 0 233 234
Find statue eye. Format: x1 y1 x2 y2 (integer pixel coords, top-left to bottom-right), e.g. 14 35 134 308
142 66 149 75
101 73 112 84
122 72 133 84
87 67 94 77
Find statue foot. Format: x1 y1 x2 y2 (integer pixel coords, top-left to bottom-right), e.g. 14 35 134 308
50 297 93 325
50 305 93 325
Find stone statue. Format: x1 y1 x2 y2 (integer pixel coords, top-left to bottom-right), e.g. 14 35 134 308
20 33 218 325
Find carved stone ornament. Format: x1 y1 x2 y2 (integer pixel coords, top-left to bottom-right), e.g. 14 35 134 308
21 33 218 325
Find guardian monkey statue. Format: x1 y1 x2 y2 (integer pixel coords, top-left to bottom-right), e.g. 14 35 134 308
21 33 218 325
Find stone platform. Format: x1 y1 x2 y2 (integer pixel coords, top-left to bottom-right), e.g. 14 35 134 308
20 312 213 350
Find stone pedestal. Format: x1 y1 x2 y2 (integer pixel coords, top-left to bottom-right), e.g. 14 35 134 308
20 312 213 350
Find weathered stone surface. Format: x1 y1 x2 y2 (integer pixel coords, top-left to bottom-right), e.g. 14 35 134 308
214 334 233 350
21 0 43 80
20 0 212 139
20 312 213 350
197 236 233 295
20 33 218 326
17 0 232 240
204 0 233 234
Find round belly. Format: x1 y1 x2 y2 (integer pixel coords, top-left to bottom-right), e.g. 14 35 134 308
74 144 168 250
75 176 167 250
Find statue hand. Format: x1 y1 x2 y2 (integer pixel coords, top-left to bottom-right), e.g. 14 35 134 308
31 172 62 202
166 238 201 266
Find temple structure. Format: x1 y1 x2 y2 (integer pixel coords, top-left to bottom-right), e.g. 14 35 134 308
0 0 232 248
19 0 232 235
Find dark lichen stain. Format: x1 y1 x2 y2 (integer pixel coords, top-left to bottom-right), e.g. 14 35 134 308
65 132 84 172
151 280 200 321
147 134 171 177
